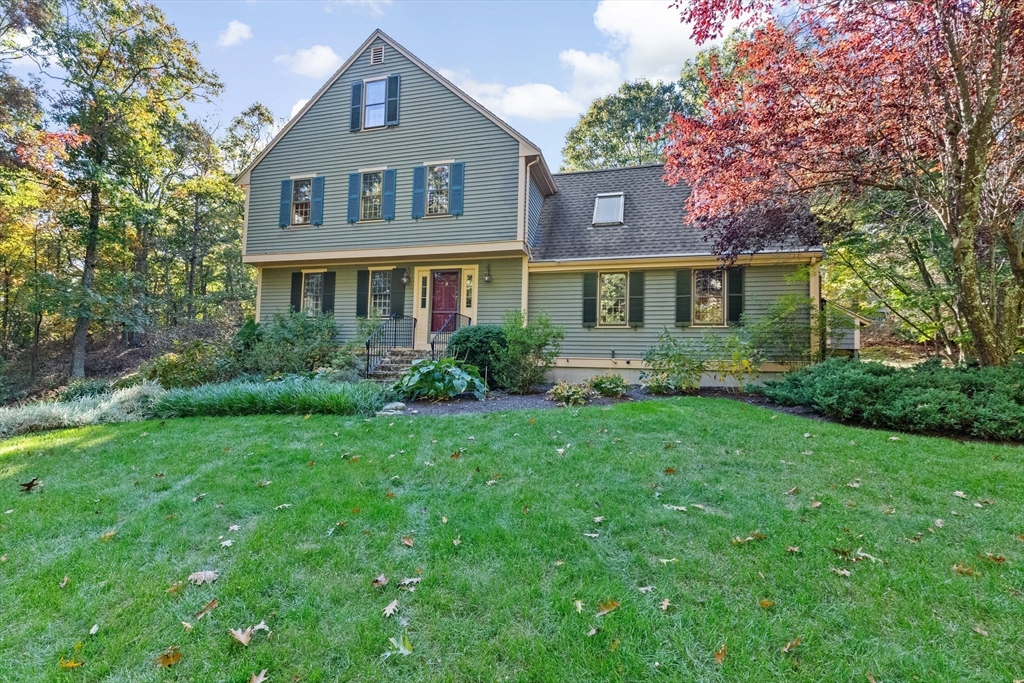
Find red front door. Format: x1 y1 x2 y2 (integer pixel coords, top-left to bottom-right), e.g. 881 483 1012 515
431 271 461 332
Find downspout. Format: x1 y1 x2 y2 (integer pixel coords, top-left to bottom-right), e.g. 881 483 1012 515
521 158 539 324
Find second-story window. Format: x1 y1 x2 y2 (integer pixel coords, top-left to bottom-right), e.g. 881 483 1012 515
292 178 312 225
364 79 387 128
427 164 450 216
361 171 383 221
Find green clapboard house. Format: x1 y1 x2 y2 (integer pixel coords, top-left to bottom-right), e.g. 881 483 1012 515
236 30 843 384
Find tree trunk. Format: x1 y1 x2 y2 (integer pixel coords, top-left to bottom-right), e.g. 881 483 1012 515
70 182 101 379
185 194 199 320
125 216 149 347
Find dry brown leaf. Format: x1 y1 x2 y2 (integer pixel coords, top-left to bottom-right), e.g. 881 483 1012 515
714 642 727 664
659 598 671 611
181 622 193 632
385 491 396 499
867 674 877 683
810 500 822 509
972 626 988 637
253 620 270 633
732 530 767 545
166 581 185 595
195 598 219 620
587 627 598 637
229 627 253 646
400 536 414 548
153 646 182 667
398 577 422 587
452 536 461 546
593 516 605 523
59 656 84 669
188 570 218 586
228 525 241 532
782 637 802 653
383 599 399 618
638 586 653 594
596 599 620 617
759 599 776 609
100 529 116 542
59 575 69 589
257 480 271 487
952 563 978 576
785 487 798 495
787 546 801 554
372 574 389 588
934 519 944 528
953 490 967 499
553 559 564 566
250 670 269 683
574 599 583 613
663 468 677 475
980 553 1006 563
831 567 852 577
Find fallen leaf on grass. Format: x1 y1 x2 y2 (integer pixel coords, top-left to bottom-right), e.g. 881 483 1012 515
166 581 185 595
59 575 69 589
785 487 798 495
453 536 461 546
192 493 207 502
385 492 396 499
195 598 218 620
383 634 413 658
583 532 599 538
593 516 605 523
250 670 268 683
401 536 414 547
810 500 822 509
100 530 116 542
228 525 240 532
953 491 967 499
663 468 677 475
972 626 988 637
383 600 399 618
979 553 1005 563
574 599 583 613
691 504 705 510
952 563 978 576
372 574 389 588
782 637 802 653
398 577 422 587
847 479 861 488
659 558 679 564
257 480 271 487
153 646 182 667
596 599 619 617
787 546 801 554
888 436 900 441
587 627 599 637
609 639 619 651
663 504 687 511
59 656 84 669
714 643 727 664
273 503 291 510
89 624 98 635
188 570 218 586
181 622 193 632
19 477 40 493
935 519 944 528
638 586 653 594
732 531 767 545
220 539 234 548
659 599 671 611
229 627 253 646
253 621 270 633
831 567 852 577
759 600 775 609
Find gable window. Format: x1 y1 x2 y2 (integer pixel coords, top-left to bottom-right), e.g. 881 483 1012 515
292 178 312 225
302 272 324 316
363 79 387 128
370 270 391 317
361 171 383 221
427 164 450 216
599 272 627 326
593 192 624 226
693 269 724 325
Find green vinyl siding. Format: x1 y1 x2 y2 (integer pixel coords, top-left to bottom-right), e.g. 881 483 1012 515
526 178 543 248
528 265 810 358
247 37 521 256
258 258 523 342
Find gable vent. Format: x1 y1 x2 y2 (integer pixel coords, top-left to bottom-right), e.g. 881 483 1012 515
370 45 385 65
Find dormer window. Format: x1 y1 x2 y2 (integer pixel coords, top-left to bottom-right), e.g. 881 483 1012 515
593 192 624 226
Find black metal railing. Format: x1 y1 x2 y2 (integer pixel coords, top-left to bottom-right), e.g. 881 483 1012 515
364 315 416 375
429 313 471 360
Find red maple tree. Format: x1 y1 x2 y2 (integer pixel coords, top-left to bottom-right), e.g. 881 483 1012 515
664 0 1024 365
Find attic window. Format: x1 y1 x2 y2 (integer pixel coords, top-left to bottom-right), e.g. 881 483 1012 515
593 192 624 226
370 46 385 65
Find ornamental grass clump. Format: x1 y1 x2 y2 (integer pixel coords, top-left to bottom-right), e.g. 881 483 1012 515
0 383 165 437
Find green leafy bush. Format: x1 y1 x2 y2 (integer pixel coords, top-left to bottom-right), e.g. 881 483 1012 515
152 379 388 419
757 358 1024 441
641 331 706 393
589 373 631 398
57 378 112 402
493 310 564 394
546 381 591 406
142 340 225 389
640 372 675 395
0 383 165 437
238 312 339 376
447 324 507 387
395 357 487 401
703 333 764 390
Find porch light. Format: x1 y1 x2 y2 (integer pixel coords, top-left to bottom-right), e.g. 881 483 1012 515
482 263 492 283
401 271 410 285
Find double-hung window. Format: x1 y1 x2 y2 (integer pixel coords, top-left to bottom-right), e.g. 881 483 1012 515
292 178 312 225
693 269 724 325
426 164 450 216
369 270 391 318
361 171 383 221
302 272 324 316
363 79 387 129
599 272 628 326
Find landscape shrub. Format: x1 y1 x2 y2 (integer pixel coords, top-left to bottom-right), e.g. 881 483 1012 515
546 381 591 406
141 339 226 389
493 310 564 394
589 373 631 398
395 357 487 401
757 357 1024 441
447 324 507 387
641 331 706 393
57 378 112 402
703 333 764 390
640 372 675 395
0 383 165 437
238 312 340 376
151 378 389 419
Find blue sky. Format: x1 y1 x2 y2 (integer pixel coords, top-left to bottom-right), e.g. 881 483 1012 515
143 2 715 169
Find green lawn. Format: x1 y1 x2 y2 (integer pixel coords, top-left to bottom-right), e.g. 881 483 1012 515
1 399 1022 682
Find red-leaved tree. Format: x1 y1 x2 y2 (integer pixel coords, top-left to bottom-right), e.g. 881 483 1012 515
664 0 1024 365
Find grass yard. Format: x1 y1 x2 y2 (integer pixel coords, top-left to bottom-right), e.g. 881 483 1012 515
0 399 1022 682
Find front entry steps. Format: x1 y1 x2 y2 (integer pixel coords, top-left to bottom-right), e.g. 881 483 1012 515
366 349 431 382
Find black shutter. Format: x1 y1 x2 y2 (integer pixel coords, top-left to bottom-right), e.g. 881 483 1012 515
355 270 369 317
582 272 598 328
322 271 336 315
349 81 362 132
675 269 692 327
390 268 406 317
385 74 400 126
727 267 744 325
290 272 302 312
279 180 292 227
628 271 644 328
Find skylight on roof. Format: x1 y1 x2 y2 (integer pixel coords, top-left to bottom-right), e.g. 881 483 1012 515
592 193 624 226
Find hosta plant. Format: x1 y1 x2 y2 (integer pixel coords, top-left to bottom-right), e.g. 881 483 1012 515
395 357 487 401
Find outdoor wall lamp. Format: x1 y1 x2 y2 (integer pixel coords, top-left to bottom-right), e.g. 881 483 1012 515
482 263 492 283
401 271 410 285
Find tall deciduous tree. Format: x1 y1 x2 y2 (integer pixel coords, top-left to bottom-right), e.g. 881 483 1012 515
665 0 1024 365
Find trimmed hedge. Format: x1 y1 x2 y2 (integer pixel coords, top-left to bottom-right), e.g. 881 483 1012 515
151 379 390 419
447 324 506 387
757 358 1024 441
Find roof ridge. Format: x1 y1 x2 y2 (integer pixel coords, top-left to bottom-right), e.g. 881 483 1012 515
553 163 665 177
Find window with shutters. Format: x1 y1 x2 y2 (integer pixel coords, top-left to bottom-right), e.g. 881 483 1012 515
598 272 627 326
370 270 391 317
302 272 324 316
292 178 312 225
426 164 450 216
361 171 383 221
693 269 725 325
363 78 387 128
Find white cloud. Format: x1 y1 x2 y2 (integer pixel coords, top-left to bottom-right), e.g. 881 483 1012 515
558 49 621 100
217 21 252 48
274 45 343 79
289 98 310 119
324 0 392 17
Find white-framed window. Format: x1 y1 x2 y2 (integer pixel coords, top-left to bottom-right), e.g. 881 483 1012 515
370 270 391 317
693 269 725 325
592 192 624 226
598 272 628 327
363 78 387 129
426 164 450 216
302 271 324 316
292 178 312 225
361 171 383 221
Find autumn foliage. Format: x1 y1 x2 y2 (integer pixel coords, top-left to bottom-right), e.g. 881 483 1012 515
664 0 1024 364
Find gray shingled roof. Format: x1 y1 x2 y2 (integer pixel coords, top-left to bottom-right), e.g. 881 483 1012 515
533 164 819 261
